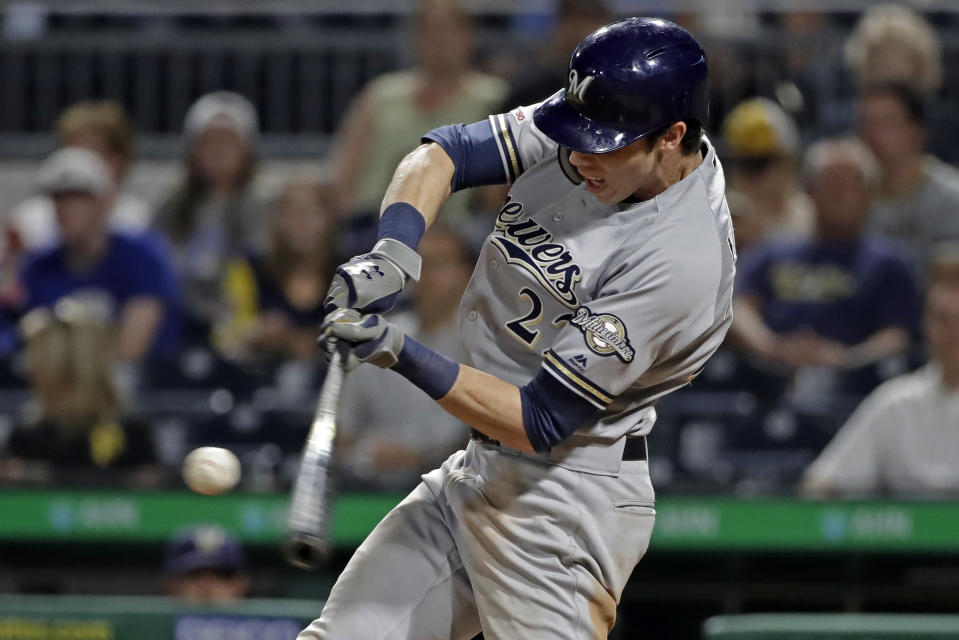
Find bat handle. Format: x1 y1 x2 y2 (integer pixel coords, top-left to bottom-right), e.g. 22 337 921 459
317 341 345 415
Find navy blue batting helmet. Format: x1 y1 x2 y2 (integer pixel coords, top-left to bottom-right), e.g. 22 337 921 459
534 17 709 154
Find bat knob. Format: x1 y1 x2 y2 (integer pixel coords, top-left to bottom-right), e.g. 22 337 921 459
283 532 330 570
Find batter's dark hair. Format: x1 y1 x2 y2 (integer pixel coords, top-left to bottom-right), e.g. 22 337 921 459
860 81 928 126
645 119 705 156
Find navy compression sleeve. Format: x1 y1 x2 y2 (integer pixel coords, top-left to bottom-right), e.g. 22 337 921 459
392 337 459 400
423 121 507 192
520 368 601 453
378 202 426 250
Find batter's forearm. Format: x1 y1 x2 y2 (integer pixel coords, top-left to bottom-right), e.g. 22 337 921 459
380 143 455 229
327 318 536 451
329 144 454 312
383 337 593 455
438 366 535 453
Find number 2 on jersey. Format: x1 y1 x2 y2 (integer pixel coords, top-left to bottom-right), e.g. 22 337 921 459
505 288 543 348
505 288 574 350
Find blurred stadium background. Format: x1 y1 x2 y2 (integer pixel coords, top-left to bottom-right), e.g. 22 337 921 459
1 1 959 638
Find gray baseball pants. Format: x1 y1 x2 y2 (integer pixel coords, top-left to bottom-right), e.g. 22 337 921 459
297 438 656 640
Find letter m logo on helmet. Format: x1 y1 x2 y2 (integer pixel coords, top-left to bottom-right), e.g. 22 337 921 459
567 70 594 104
534 17 710 154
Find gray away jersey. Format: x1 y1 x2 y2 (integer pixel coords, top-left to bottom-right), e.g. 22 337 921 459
458 104 737 441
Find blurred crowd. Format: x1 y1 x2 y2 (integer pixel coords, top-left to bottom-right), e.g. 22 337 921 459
0 0 957 499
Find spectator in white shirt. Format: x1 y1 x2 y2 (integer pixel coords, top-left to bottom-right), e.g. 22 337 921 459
802 258 959 496
7 101 152 250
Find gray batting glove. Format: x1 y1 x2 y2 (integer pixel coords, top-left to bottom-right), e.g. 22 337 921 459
322 310 405 371
323 239 422 314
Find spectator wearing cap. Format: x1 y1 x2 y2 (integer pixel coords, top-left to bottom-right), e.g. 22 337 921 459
154 91 269 333
857 82 959 281
720 97 814 257
6 101 152 251
21 148 180 363
802 249 959 496
731 138 920 377
163 525 249 603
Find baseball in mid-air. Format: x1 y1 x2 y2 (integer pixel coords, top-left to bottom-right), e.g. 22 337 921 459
182 447 241 495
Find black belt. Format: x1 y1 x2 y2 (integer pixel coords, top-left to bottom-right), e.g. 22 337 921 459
470 430 647 462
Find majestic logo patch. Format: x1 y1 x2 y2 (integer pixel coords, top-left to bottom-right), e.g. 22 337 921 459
569 354 589 369
570 307 635 362
567 69 594 103
491 197 582 308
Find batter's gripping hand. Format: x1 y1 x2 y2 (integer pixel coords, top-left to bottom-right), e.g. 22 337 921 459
324 239 421 314
321 310 405 371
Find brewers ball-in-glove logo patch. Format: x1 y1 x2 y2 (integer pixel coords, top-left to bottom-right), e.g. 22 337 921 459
571 307 635 362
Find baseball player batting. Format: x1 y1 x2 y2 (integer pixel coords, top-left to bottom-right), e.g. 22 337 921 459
301 17 736 639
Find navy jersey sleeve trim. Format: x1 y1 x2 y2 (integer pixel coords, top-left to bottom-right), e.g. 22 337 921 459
422 120 508 192
542 350 615 409
520 365 601 453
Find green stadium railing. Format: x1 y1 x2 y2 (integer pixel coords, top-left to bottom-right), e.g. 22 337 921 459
703 613 959 639
0 595 320 640
2 491 959 551
0 489 402 546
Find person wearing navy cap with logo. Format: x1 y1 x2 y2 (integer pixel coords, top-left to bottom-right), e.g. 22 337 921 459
163 525 249 603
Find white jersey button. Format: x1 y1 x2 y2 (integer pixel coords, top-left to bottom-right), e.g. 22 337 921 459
553 212 564 222
467 309 478 321
490 259 499 269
